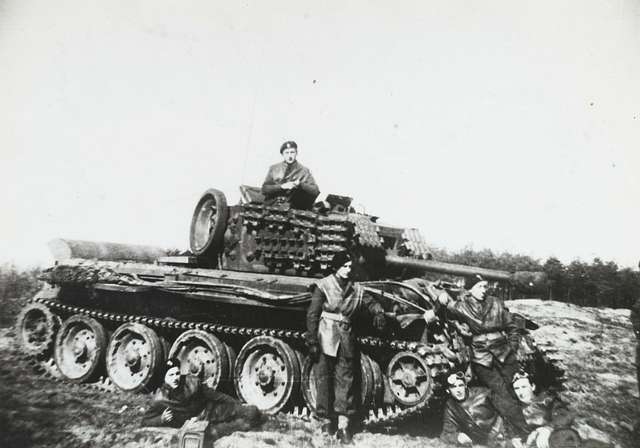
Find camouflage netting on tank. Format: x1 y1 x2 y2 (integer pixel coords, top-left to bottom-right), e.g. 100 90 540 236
39 263 315 305
40 264 148 287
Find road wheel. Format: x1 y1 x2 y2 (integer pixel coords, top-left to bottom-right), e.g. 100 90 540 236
386 351 433 406
168 330 232 391
54 315 107 383
190 188 229 258
106 323 164 392
16 303 61 357
234 336 300 414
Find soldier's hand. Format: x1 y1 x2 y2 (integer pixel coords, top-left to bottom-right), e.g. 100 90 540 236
457 432 473 445
281 181 297 190
161 408 174 423
308 344 321 363
423 309 437 324
511 437 525 448
373 313 386 331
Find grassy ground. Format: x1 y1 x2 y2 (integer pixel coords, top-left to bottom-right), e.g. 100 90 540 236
1 298 637 447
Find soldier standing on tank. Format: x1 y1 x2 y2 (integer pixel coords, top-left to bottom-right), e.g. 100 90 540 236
436 275 530 440
306 252 387 444
440 371 506 446
261 140 320 210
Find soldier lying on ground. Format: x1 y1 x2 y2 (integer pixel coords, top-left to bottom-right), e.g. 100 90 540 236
511 371 577 448
141 358 265 439
440 371 505 446
435 275 530 439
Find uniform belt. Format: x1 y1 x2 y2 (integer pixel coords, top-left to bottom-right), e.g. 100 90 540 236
320 311 351 325
472 331 505 342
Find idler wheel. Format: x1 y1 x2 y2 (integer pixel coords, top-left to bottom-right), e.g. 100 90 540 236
234 336 300 414
16 303 61 357
190 188 229 258
301 352 383 412
387 351 433 407
106 323 164 392
168 330 233 391
54 315 107 383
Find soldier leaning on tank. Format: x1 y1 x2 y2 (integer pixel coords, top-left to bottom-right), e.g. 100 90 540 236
435 275 530 439
305 251 387 444
511 370 577 448
141 358 265 440
261 140 320 210
441 371 506 447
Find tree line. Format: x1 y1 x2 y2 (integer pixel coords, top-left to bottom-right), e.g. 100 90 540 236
430 247 640 309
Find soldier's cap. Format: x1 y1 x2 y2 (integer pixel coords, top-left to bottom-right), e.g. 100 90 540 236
464 274 488 290
280 140 298 154
446 371 467 387
512 370 532 384
164 357 182 374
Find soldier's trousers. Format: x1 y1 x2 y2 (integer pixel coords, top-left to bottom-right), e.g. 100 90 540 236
315 347 358 418
473 352 529 438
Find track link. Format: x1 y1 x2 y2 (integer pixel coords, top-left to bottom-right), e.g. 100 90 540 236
28 297 456 428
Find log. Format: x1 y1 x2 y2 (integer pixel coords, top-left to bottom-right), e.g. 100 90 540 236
48 239 168 263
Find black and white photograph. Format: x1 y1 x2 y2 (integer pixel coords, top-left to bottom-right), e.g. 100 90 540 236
1 1 639 447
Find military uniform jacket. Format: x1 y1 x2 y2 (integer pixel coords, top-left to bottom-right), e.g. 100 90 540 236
521 392 575 431
306 275 383 358
141 375 243 427
261 161 319 208
446 293 519 367
441 387 504 444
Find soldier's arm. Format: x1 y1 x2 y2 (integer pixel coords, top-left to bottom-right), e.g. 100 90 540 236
631 297 640 339
140 402 168 427
440 402 463 444
297 168 320 197
549 395 575 428
501 304 521 351
261 167 281 196
306 285 325 346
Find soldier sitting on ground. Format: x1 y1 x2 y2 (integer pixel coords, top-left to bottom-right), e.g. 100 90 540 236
511 370 577 448
440 371 506 446
141 358 265 439
261 140 320 210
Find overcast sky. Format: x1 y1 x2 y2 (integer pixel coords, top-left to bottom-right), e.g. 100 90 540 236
1 0 639 269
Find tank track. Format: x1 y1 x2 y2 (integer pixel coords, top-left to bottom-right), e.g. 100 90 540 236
29 297 453 429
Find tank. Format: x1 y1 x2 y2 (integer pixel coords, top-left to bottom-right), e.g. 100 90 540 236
15 186 562 428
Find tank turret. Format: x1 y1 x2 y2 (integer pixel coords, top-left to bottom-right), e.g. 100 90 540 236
14 184 561 426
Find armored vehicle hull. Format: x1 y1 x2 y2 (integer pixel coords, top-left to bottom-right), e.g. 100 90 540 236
16 187 562 427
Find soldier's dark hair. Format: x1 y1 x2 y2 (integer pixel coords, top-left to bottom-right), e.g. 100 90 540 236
331 252 353 272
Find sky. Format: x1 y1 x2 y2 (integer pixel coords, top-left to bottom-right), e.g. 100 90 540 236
1 0 639 269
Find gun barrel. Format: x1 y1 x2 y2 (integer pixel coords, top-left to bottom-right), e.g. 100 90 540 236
384 255 514 282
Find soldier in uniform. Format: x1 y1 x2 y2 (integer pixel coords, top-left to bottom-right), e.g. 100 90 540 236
437 275 530 439
306 252 387 444
261 140 320 210
440 371 505 446
142 358 264 439
629 292 640 439
511 371 576 448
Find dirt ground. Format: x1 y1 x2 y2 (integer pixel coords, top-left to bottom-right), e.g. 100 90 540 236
1 298 637 448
